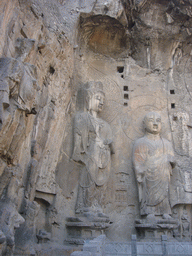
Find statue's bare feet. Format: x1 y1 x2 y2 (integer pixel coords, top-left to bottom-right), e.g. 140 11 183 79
97 212 108 218
146 214 156 221
162 214 172 219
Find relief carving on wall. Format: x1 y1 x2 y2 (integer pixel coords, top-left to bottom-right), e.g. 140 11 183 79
133 112 178 239
72 81 114 217
66 81 114 242
0 38 38 130
0 38 39 254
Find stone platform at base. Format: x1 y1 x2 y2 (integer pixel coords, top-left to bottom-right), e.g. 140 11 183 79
135 218 179 240
66 216 111 245
70 235 192 256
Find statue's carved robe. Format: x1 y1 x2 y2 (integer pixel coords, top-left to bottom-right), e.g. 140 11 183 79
72 111 112 212
0 57 37 124
133 136 175 216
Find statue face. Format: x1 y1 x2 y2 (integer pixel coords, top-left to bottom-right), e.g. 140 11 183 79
144 112 161 134
89 92 104 112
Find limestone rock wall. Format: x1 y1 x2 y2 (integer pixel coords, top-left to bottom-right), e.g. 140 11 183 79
0 0 192 255
0 0 74 254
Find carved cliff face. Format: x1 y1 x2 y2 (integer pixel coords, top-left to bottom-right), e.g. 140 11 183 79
1 0 192 254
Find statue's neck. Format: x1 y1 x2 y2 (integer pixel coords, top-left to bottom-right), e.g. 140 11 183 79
145 132 160 141
89 110 97 118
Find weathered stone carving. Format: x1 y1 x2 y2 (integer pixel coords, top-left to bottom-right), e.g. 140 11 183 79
66 82 114 243
72 81 114 216
0 164 25 254
133 112 179 239
0 38 38 130
0 37 40 255
14 200 40 255
0 164 24 209
0 201 24 256
181 208 191 241
36 229 51 244
25 140 42 201
133 112 176 219
171 112 192 157
0 229 6 256
2 0 192 252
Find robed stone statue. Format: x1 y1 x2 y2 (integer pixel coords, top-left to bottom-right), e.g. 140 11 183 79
133 112 175 219
72 81 114 216
0 38 38 129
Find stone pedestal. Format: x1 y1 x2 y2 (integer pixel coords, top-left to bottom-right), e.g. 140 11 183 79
70 235 106 256
66 216 111 245
135 218 179 240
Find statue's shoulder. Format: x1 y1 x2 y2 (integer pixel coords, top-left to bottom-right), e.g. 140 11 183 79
134 136 146 146
0 57 14 64
74 111 89 128
0 57 19 71
161 137 170 143
0 57 21 67
98 116 110 128
161 137 173 148
74 111 88 120
133 136 150 153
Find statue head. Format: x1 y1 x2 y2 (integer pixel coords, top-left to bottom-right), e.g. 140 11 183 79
15 38 35 61
31 140 42 161
84 81 105 113
143 112 161 135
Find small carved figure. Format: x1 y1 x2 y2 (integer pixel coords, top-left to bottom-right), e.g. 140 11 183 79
181 208 190 240
133 112 175 219
14 200 40 255
171 112 191 157
0 38 38 129
25 140 42 201
0 201 24 255
72 81 114 216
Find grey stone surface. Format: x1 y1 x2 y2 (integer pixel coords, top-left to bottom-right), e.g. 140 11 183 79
66 215 111 242
83 235 106 256
104 240 192 256
70 235 106 256
104 242 132 256
131 235 137 256
71 252 92 256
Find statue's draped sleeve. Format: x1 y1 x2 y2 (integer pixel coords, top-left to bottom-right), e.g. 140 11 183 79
133 138 148 202
72 112 88 164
